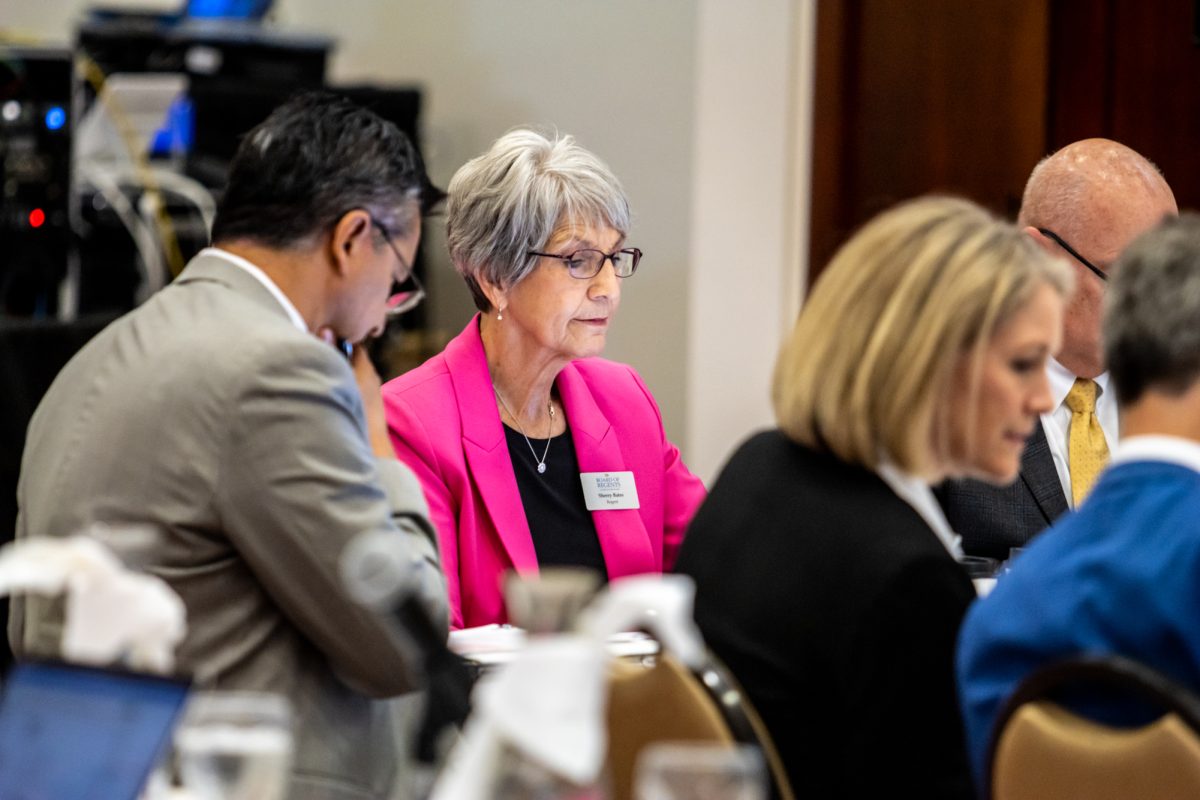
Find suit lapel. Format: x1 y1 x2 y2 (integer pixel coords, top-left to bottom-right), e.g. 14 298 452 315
446 318 540 574
556 363 657 576
1020 421 1069 523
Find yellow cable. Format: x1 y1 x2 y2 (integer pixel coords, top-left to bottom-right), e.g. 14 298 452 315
0 31 45 45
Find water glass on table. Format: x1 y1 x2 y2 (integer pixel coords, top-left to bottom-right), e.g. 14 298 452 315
174 691 293 800
634 742 766 800
504 567 603 635
961 555 1000 597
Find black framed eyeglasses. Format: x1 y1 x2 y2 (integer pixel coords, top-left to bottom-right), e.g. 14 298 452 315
369 216 426 316
1037 228 1108 282
527 247 642 279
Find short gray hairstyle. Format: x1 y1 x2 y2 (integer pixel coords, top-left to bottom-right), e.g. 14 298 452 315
1105 214 1200 404
445 129 631 311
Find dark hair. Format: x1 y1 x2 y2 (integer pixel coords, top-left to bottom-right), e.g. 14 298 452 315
211 91 445 247
1105 213 1200 405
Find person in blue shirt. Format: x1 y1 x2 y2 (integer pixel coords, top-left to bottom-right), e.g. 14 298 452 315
957 213 1200 789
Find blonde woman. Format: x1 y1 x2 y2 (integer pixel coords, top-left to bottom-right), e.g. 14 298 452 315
675 196 1072 799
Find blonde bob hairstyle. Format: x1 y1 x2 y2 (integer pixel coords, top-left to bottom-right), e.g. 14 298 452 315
772 196 1072 480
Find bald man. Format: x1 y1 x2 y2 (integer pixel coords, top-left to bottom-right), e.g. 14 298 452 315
937 139 1178 560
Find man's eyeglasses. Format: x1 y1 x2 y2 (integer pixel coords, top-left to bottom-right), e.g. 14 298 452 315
527 247 643 280
1037 228 1108 282
369 216 426 316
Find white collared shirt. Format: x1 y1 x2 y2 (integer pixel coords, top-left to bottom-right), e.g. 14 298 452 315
1110 435 1200 475
198 247 308 333
1040 357 1120 508
877 459 965 561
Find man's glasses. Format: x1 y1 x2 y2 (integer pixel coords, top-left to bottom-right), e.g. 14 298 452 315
1037 228 1108 282
369 217 426 316
527 247 642 279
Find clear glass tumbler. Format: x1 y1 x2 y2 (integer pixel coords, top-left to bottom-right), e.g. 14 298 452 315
634 742 766 800
174 691 293 800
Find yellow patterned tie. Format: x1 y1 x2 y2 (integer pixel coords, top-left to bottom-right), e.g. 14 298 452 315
1065 378 1109 506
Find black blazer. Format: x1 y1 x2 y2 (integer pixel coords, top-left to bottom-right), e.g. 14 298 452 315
674 430 975 800
935 423 1068 561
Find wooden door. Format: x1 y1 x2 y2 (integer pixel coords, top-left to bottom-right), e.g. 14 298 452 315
810 0 1050 282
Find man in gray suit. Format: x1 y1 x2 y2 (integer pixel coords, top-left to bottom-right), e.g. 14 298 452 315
9 93 448 800
938 139 1177 560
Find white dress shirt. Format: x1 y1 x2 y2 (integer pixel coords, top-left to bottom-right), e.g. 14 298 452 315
877 458 965 560
1111 435 1200 475
1040 357 1120 508
198 247 309 333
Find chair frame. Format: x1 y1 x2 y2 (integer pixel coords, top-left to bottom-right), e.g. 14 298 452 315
984 653 1200 799
692 653 796 800
606 650 796 800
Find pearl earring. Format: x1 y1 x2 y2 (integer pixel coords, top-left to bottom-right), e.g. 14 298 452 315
497 306 505 321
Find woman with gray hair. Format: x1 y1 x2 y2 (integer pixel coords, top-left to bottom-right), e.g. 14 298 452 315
382 129 705 629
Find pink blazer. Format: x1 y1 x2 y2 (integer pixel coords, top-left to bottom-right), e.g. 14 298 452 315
382 316 706 629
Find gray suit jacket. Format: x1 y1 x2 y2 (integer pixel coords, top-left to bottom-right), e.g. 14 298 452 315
935 422 1069 561
9 253 448 800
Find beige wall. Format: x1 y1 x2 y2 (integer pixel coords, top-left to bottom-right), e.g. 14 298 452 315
688 1 812 480
2 0 811 482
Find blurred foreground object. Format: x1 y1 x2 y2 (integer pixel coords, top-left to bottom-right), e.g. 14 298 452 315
430 574 789 800
634 742 765 800
175 690 293 800
0 528 185 672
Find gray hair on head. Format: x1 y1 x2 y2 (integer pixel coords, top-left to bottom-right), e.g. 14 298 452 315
446 128 631 312
1105 213 1200 405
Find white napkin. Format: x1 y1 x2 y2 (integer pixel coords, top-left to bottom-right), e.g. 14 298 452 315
580 573 706 669
430 635 609 799
973 577 997 597
429 574 708 799
0 534 186 673
447 624 528 656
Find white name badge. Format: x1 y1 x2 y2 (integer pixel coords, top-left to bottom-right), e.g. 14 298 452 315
580 471 640 511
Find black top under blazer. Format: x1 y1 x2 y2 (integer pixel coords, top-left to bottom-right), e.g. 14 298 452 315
674 430 975 800
935 423 1069 560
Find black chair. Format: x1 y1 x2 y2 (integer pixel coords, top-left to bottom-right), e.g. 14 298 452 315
986 653 1200 800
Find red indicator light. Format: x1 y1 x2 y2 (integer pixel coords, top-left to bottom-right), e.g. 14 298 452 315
28 208 45 228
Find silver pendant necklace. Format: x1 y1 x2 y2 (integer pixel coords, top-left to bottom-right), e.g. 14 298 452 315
493 384 555 474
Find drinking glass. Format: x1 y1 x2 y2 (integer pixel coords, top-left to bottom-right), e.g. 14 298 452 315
634 742 766 800
961 555 1000 597
504 568 603 635
960 556 999 579
174 691 293 800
